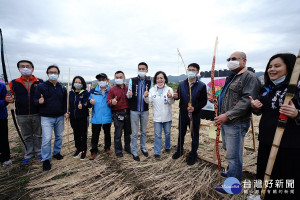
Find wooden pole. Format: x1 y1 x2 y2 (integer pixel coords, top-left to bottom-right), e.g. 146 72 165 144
251 114 256 151
66 67 70 152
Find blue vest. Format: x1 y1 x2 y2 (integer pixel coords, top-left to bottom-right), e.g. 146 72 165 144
129 77 151 112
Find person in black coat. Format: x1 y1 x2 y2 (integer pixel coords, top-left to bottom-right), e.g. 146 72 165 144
66 76 89 160
172 63 207 165
250 53 300 200
34 65 67 171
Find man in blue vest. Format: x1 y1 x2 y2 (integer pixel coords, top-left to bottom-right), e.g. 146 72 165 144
6 60 43 165
127 62 152 161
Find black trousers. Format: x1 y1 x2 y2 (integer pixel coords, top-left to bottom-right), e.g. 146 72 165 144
112 111 131 155
90 123 111 153
176 112 201 158
0 119 10 163
70 117 88 152
256 143 300 200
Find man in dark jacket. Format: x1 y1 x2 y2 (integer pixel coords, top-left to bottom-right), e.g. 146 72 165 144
34 65 67 171
6 60 43 165
213 51 260 194
172 63 207 165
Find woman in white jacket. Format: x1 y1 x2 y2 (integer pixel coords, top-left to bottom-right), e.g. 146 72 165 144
144 71 174 157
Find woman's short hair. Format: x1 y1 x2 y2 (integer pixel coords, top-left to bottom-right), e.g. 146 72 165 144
153 71 168 84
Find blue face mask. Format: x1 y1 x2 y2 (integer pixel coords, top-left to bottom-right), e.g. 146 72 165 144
138 71 146 78
48 74 59 81
188 71 196 79
271 75 286 85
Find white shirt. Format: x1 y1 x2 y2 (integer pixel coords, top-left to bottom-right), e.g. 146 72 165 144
144 85 174 122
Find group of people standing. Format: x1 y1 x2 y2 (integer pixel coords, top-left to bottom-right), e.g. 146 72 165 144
1 51 299 199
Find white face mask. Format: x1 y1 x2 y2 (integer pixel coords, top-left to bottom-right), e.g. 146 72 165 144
74 83 82 90
48 74 59 81
115 78 124 85
20 68 33 76
138 71 146 78
98 81 107 88
227 61 240 71
271 75 286 85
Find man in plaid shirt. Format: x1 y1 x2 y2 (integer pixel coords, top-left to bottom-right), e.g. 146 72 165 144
107 71 131 157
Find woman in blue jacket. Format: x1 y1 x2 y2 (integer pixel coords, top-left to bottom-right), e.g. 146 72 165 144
88 73 112 160
68 76 90 160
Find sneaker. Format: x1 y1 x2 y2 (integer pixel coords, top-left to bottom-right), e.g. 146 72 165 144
42 160 51 171
154 154 160 158
165 148 171 153
73 150 81 158
214 184 228 195
132 154 140 161
186 156 196 165
2 160 12 166
53 153 64 160
80 151 86 160
105 149 112 155
172 151 183 159
141 149 149 157
20 158 30 165
116 153 123 158
89 153 97 160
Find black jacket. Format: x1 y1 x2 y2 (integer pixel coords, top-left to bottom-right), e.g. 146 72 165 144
177 78 207 116
69 90 90 119
34 81 67 117
255 82 300 148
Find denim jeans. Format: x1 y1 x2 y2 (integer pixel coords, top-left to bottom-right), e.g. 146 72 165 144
112 111 131 155
17 115 42 159
154 121 171 155
221 121 250 181
130 110 149 156
41 116 64 161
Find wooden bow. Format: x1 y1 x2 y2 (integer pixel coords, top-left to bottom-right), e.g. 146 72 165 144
261 50 300 199
0 28 27 150
177 48 193 137
210 37 222 181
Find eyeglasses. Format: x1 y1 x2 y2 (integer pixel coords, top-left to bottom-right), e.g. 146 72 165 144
47 72 59 75
188 69 198 72
19 65 33 69
226 57 242 62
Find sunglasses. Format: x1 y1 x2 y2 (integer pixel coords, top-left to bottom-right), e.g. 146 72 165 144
226 57 242 62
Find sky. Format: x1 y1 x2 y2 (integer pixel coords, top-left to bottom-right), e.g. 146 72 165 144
0 0 299 82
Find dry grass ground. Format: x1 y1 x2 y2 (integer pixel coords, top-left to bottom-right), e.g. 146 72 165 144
0 101 260 200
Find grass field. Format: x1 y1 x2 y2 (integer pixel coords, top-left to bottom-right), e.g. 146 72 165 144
0 101 260 199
